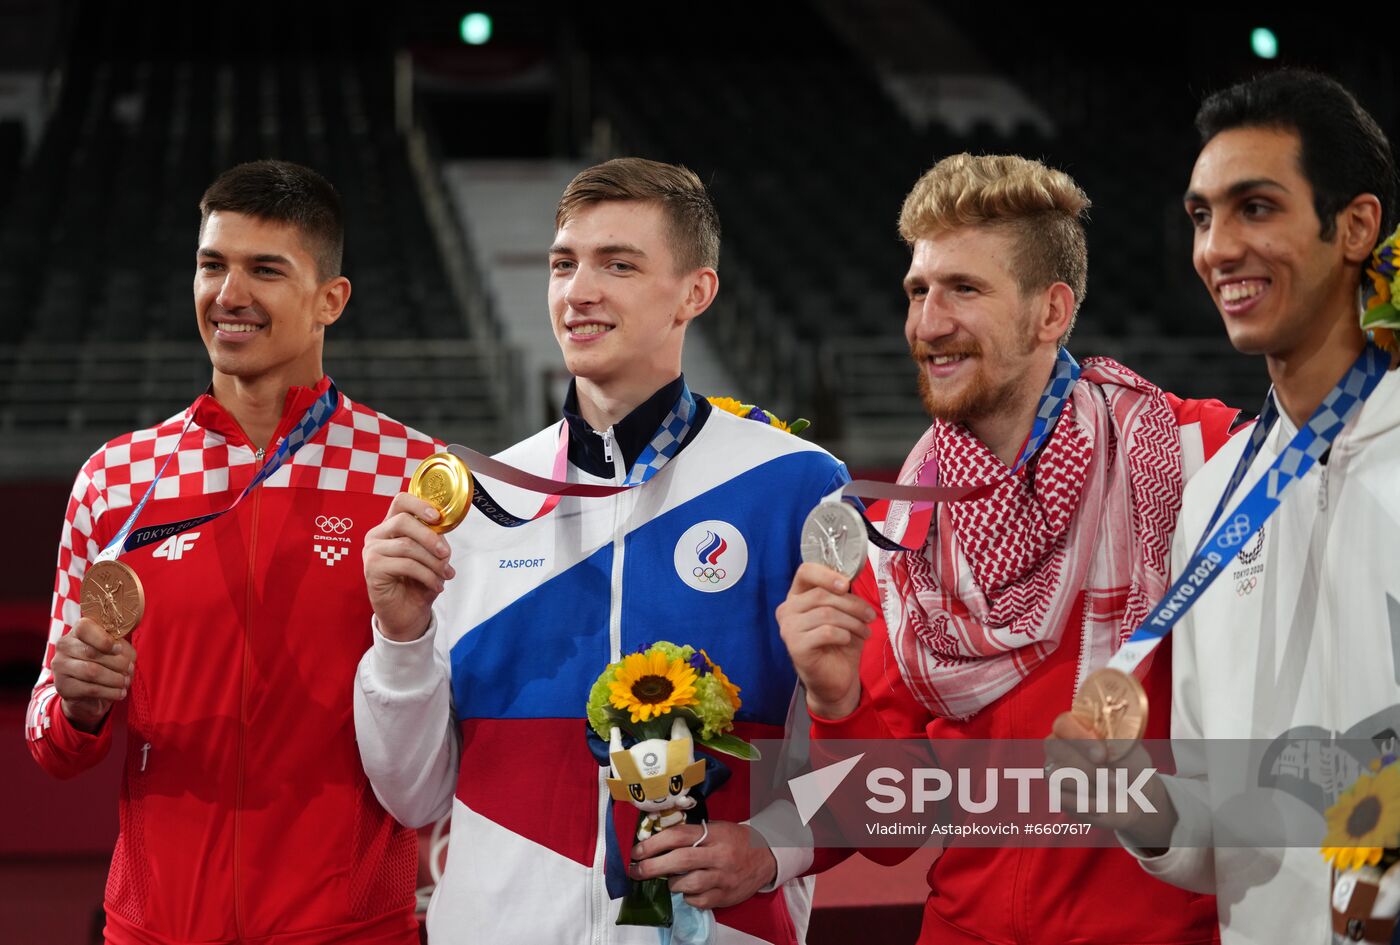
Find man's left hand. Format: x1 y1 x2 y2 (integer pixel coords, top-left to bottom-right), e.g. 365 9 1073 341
630 821 778 910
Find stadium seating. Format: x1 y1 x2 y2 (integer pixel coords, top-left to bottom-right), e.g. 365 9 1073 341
0 1 517 480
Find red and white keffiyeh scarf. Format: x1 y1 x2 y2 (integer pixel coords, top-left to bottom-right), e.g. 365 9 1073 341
879 357 1182 720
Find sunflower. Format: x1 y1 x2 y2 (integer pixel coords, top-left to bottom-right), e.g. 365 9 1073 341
1321 765 1400 870
608 648 698 723
705 396 809 436
706 396 748 418
1321 844 1385 872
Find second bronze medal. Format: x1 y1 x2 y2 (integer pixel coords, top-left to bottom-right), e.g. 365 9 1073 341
1070 667 1148 761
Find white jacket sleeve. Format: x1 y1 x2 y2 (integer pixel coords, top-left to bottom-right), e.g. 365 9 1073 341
1120 522 1216 892
354 614 460 829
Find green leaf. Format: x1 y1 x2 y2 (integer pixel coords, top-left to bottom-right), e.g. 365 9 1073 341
697 732 761 760
1362 302 1400 330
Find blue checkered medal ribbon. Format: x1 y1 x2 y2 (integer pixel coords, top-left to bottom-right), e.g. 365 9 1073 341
841 347 1082 554
96 381 341 562
1011 346 1081 472
1109 343 1389 673
452 382 699 528
622 383 696 486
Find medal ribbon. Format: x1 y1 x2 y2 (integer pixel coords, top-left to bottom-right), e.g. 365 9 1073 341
824 347 1083 553
96 381 341 562
446 383 698 528
1108 343 1389 675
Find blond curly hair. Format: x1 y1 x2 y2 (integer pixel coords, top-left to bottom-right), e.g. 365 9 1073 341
899 153 1090 339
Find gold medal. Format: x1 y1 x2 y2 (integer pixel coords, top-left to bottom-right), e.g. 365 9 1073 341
409 451 473 533
1071 667 1148 760
81 559 145 639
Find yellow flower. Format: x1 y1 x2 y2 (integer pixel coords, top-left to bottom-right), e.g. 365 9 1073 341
701 649 742 709
1367 269 1391 307
1322 845 1385 872
1321 766 1400 868
705 396 809 437
707 396 748 417
608 649 698 723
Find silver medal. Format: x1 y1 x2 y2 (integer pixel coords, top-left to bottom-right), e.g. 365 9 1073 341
799 501 867 581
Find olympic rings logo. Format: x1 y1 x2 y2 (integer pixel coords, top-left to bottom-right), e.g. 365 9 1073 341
692 566 727 583
1220 514 1252 547
315 516 354 534
1235 576 1257 596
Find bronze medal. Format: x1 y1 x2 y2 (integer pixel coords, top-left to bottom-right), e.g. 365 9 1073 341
81 559 145 639
409 451 474 533
1071 667 1148 760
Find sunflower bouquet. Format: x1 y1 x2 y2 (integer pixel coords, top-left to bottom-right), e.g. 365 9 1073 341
586 641 757 930
1322 753 1400 942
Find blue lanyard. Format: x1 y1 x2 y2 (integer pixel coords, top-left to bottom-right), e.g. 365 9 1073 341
98 381 340 560
1012 347 1081 473
1110 344 1389 669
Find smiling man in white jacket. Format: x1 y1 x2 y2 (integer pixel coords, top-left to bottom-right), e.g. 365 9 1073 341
1051 69 1400 944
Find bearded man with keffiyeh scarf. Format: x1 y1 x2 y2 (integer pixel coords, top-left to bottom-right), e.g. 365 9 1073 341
777 153 1238 944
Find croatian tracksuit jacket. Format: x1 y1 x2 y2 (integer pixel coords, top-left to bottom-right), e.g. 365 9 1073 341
27 378 437 945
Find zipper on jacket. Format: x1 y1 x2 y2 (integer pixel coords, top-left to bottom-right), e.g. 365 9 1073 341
596 427 615 466
590 769 611 945
591 439 629 945
1315 445 1338 739
231 451 264 939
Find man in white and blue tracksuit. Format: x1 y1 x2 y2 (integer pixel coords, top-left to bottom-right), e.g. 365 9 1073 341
354 157 850 944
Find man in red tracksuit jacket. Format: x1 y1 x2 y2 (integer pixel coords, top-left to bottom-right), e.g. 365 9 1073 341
778 153 1234 943
25 160 437 945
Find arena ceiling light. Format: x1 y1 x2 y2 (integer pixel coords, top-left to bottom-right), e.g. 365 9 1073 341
1251 27 1279 59
460 12 493 45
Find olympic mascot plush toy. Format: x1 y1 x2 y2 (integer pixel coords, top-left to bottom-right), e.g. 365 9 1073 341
607 717 707 839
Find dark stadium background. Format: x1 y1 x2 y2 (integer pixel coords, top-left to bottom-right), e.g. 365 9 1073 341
0 2 1392 941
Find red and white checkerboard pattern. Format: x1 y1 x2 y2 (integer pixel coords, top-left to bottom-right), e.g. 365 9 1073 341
313 544 352 567
27 392 437 740
275 397 432 497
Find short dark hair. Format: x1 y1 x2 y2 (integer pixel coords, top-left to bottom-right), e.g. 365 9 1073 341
557 158 720 271
1195 69 1397 241
199 160 344 279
